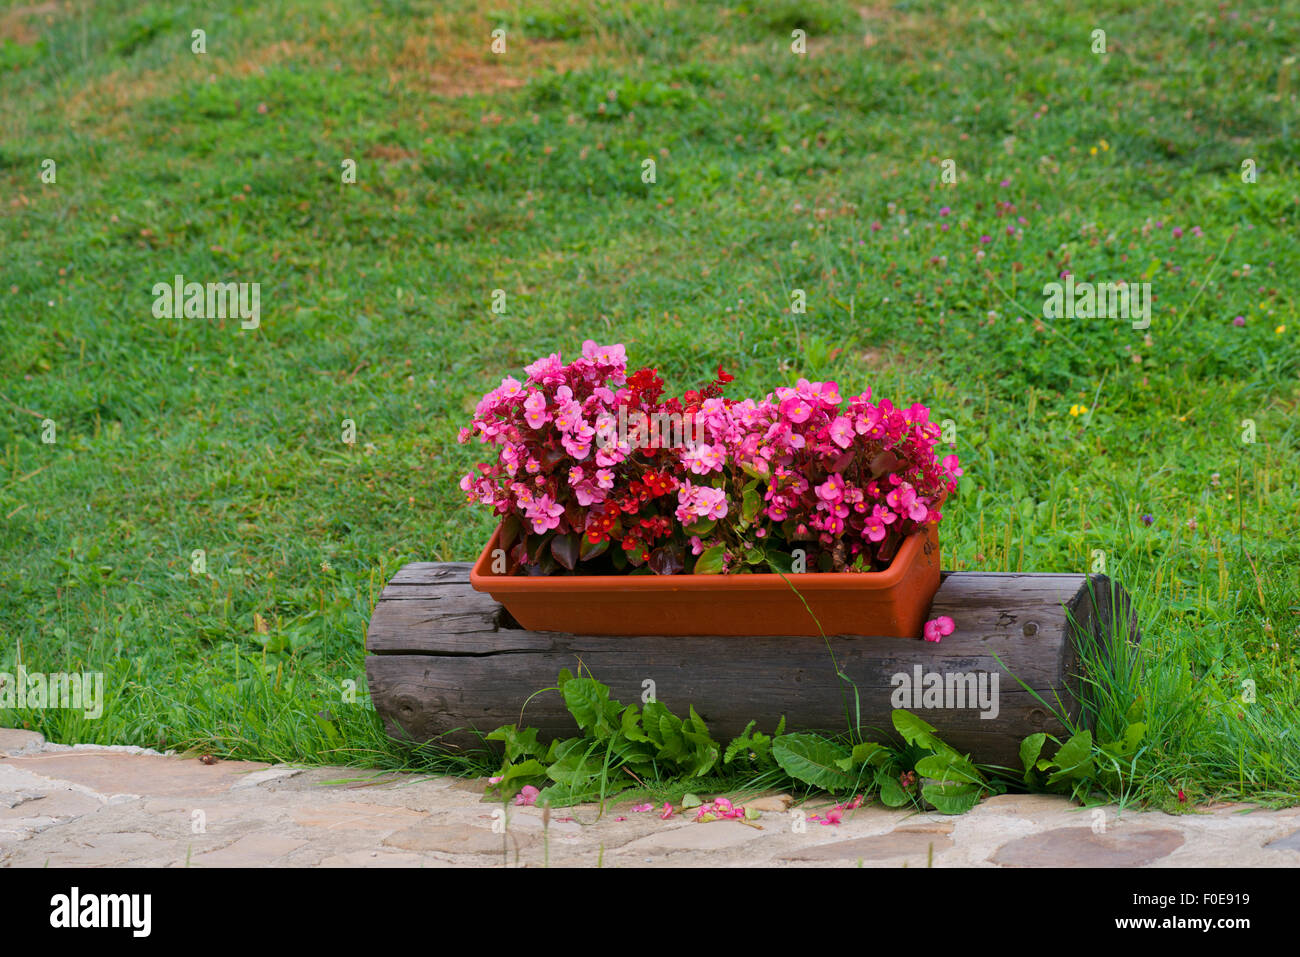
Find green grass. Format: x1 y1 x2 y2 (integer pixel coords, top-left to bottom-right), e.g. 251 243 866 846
1 0 1297 807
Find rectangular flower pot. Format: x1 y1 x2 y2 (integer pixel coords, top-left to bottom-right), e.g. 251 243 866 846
468 524 941 638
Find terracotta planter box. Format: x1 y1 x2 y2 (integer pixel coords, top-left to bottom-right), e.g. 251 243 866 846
468 524 941 638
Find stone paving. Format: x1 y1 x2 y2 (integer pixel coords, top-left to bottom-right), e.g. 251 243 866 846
3 729 1297 867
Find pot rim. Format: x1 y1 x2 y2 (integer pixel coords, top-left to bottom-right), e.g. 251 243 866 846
469 523 937 594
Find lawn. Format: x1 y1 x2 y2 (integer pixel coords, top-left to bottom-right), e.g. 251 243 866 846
1 0 1297 809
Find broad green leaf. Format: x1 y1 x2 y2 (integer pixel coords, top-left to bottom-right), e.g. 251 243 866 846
772 734 854 792
1046 730 1095 786
891 709 957 755
562 677 621 739
914 751 985 785
620 705 650 743
765 550 795 574
547 740 606 787
922 781 981 815
640 700 669 748
1119 721 1146 756
694 544 725 575
579 535 609 562
489 758 549 798
681 792 703 809
741 488 761 523
875 767 910 807
1019 732 1046 777
537 777 632 808
486 725 546 763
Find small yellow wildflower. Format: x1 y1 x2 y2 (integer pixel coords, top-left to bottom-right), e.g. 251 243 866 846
1069 405 1088 417
1277 325 1286 334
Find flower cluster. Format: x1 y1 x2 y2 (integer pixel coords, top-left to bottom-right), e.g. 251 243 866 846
688 378 962 572
459 344 960 577
458 342 730 573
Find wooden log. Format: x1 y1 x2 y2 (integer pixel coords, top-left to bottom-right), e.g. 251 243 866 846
365 564 1139 769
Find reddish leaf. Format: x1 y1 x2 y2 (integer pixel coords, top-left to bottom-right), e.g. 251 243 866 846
648 544 685 576
551 533 580 571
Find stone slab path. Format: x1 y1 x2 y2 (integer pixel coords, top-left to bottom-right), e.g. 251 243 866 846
3 729 1297 868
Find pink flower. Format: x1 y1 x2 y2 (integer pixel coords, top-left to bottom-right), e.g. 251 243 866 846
683 443 726 474
514 785 540 806
523 353 565 384
923 615 956 643
828 415 854 449
632 803 654 812
675 481 728 524
886 483 928 521
573 482 602 507
488 776 504 785
659 803 674 820
779 394 814 424
526 494 564 533
581 340 626 368
523 392 550 429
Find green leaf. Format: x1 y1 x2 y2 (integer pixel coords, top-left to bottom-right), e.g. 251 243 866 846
488 758 549 798
682 707 721 776
640 700 669 749
693 544 725 574
1101 721 1146 759
681 792 703 809
914 751 985 785
620 705 651 743
922 781 981 814
579 535 609 562
486 725 546 762
850 741 890 768
538 777 632 808
741 488 761 523
875 767 910 807
546 739 606 787
765 550 795 574
724 720 774 768
562 677 622 739
891 709 957 756
1046 730 1095 786
772 734 854 792
684 519 716 536
1019 733 1047 777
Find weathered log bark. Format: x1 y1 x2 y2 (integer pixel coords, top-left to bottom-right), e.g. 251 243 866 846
365 564 1139 769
